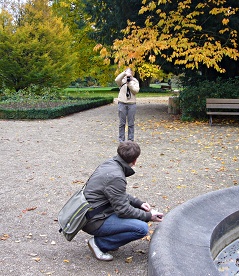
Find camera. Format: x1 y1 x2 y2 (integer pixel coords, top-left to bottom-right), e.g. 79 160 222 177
127 76 131 82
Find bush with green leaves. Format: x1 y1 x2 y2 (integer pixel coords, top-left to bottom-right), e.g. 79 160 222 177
179 78 239 120
0 85 62 102
0 0 78 91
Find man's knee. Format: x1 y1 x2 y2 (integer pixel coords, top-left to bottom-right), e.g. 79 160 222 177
137 221 149 237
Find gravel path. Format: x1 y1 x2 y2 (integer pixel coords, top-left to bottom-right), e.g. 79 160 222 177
1 97 238 276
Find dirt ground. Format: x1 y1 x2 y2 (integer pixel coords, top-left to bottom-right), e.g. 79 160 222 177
1 97 239 276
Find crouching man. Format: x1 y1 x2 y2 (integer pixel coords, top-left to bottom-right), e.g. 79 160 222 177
83 141 163 261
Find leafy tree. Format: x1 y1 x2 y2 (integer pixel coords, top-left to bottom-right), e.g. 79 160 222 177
0 0 78 91
82 0 148 45
82 0 161 87
98 0 239 81
51 0 163 87
51 0 116 86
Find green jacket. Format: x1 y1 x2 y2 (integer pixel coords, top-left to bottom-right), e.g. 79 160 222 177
83 155 151 233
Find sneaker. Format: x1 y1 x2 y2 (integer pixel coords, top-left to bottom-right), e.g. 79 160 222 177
88 237 113 261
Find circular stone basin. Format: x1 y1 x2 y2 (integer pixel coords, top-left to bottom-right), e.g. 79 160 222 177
148 186 239 276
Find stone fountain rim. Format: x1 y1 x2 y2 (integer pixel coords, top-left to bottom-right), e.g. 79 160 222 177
148 185 239 276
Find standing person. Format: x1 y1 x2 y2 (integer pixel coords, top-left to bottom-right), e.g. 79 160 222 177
82 141 164 261
115 68 140 142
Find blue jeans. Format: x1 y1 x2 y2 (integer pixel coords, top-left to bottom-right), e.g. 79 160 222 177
118 103 136 142
91 214 148 253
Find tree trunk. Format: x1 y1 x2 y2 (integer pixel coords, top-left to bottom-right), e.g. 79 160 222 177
135 72 151 88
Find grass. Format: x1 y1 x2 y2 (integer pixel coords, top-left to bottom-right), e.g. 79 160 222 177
63 85 175 99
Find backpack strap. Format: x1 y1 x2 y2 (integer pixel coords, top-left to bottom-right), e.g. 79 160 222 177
83 166 111 220
85 202 111 220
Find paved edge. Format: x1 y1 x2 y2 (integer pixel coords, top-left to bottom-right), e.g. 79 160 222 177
148 186 239 276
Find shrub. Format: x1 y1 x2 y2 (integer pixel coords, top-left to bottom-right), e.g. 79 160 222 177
0 85 62 101
179 78 239 120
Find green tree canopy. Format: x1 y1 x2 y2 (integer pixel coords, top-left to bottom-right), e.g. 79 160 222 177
51 0 116 86
0 0 78 91
82 0 148 45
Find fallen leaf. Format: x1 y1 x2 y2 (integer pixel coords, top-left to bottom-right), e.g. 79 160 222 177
125 256 133 263
22 207 37 213
133 185 139 188
32 257 41 262
45 272 55 275
142 235 151 241
63 259 70 263
136 249 146 254
72 180 85 184
176 185 187 189
1 234 10 240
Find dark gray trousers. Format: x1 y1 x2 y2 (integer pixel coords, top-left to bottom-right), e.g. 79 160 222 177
118 102 136 142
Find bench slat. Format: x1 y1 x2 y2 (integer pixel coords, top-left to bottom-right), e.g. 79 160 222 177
207 112 239 115
206 103 239 109
206 98 239 104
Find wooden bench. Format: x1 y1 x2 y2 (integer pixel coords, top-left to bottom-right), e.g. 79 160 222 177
206 98 239 126
160 84 172 90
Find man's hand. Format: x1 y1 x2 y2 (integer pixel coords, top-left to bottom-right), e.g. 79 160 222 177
150 209 164 222
141 202 151 212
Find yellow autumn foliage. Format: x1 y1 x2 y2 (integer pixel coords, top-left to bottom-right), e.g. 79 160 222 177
95 0 239 80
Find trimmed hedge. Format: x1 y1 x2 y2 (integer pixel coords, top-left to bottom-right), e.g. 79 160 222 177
179 78 239 120
0 97 113 120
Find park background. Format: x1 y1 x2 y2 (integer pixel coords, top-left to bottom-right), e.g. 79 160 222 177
0 0 239 120
0 1 239 275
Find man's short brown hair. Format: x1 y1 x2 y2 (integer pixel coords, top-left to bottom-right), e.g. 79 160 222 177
117 141 141 164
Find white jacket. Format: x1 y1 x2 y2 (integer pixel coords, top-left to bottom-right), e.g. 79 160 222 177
115 71 140 104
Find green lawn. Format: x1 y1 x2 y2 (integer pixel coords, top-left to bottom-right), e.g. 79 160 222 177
64 85 174 99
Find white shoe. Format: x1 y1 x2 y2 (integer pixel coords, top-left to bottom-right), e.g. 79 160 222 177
88 237 113 261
